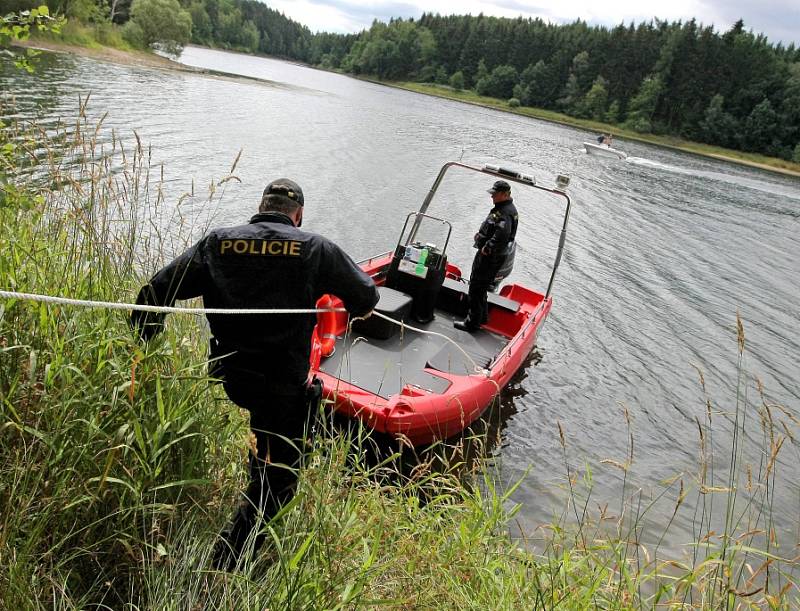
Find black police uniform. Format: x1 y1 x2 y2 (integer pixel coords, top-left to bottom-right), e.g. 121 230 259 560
131 210 378 568
465 198 518 328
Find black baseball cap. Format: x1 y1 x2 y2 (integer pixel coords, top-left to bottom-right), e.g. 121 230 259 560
487 180 511 194
263 178 304 205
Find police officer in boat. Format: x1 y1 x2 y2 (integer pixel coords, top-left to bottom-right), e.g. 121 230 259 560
131 178 378 570
454 179 518 333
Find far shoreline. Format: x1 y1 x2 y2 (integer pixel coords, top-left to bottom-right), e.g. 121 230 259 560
12 39 800 179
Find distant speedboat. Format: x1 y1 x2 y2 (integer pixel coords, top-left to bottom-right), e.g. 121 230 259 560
584 141 627 159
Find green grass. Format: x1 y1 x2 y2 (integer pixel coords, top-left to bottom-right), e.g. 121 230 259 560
391 82 800 177
1 103 798 608
28 18 136 52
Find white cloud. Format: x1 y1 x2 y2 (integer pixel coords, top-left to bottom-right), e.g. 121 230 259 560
267 0 359 33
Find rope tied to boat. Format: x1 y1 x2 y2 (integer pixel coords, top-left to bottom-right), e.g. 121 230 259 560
0 289 489 376
347 311 487 376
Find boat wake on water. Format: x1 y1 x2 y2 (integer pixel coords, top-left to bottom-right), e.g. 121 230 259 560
626 156 800 201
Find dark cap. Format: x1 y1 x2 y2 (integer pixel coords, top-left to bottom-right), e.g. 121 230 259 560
263 178 304 206
487 180 511 194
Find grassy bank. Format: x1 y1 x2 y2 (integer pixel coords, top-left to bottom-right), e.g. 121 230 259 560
2 106 799 608
391 82 800 178
14 20 187 71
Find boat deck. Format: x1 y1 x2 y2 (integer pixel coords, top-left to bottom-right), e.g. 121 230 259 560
319 309 507 399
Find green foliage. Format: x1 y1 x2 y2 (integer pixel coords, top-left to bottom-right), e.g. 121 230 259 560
214 5 258 52
0 107 243 604
474 57 488 82
624 74 665 133
794 143 800 163
743 97 780 154
604 99 621 124
519 60 552 107
340 20 437 79
120 17 143 47
582 75 609 120
68 0 107 21
476 64 518 99
700 94 740 148
448 69 464 90
186 1 210 43
128 0 191 55
507 97 520 108
0 5 63 72
557 73 581 112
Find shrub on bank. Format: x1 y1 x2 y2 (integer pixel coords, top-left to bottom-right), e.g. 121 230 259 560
128 0 191 56
32 17 135 51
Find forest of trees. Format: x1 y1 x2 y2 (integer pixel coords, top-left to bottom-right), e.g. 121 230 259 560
2 0 799 161
317 15 800 161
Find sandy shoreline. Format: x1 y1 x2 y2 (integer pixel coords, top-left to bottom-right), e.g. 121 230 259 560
15 38 191 71
11 39 800 179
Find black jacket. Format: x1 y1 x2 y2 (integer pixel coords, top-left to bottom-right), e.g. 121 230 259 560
132 212 378 392
474 198 518 258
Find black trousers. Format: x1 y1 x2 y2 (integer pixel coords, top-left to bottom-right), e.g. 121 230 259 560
467 253 503 325
213 375 320 569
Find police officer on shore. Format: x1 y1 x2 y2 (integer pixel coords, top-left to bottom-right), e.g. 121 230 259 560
131 178 378 570
454 179 518 332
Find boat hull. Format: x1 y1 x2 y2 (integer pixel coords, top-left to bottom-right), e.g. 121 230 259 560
584 141 627 159
311 253 551 447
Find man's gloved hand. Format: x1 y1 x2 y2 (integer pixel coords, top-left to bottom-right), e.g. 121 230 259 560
480 245 492 256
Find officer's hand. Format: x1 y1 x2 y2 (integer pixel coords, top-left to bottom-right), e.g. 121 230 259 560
481 245 492 256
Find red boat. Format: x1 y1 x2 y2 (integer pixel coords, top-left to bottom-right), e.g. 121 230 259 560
309 162 572 447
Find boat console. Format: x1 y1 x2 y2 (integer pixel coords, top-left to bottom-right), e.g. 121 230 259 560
385 243 447 323
384 212 452 324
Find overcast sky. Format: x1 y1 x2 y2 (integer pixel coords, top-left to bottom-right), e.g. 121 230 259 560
266 0 800 47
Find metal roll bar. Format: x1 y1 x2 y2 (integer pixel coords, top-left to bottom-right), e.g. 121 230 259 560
408 161 572 299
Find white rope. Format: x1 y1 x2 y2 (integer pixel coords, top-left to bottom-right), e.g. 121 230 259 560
0 290 345 314
370 312 487 375
0 289 489 376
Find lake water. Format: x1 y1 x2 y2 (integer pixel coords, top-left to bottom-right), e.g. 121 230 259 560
2 45 799 556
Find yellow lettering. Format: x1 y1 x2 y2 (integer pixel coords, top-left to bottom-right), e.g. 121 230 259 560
221 239 302 256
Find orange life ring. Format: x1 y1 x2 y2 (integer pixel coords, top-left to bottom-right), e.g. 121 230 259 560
315 294 338 358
